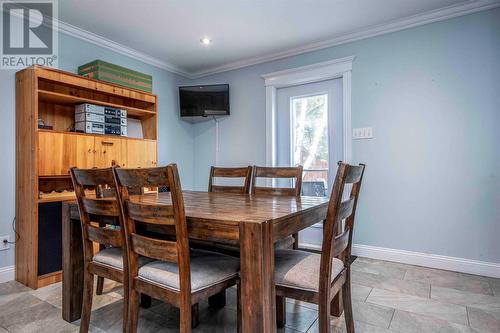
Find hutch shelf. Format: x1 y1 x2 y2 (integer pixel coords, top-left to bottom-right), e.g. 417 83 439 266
16 65 158 288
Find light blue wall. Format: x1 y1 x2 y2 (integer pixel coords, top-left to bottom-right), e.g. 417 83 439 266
0 33 194 268
191 8 500 262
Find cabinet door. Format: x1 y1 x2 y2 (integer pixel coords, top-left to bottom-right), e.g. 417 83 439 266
126 140 157 168
38 132 94 176
94 137 127 168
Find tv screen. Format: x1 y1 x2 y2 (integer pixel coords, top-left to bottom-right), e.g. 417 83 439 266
179 84 229 118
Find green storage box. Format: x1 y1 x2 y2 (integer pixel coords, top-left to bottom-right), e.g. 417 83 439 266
78 60 153 93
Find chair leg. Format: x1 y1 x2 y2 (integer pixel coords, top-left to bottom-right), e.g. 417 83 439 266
140 294 152 308
79 272 94 333
192 303 200 328
237 283 242 333
276 296 286 328
127 289 140 333
95 276 104 295
318 296 331 333
179 302 192 333
208 290 226 309
292 232 299 249
342 268 355 333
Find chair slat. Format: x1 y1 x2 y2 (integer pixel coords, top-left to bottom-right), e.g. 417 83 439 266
253 187 298 196
344 165 365 184
131 233 178 262
332 228 350 258
72 167 115 186
254 166 302 178
339 198 354 221
82 197 120 217
86 224 123 247
114 167 169 188
126 201 175 225
212 167 251 178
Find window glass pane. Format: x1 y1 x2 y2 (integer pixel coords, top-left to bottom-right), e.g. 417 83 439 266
291 94 328 196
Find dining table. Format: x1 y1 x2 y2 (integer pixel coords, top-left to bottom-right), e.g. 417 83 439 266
61 190 330 332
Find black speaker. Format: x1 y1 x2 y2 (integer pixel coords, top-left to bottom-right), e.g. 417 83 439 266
37 202 63 276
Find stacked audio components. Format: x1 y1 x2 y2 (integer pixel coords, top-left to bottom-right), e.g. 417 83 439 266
75 103 127 136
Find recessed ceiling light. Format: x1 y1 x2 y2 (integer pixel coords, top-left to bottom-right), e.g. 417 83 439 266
200 37 212 46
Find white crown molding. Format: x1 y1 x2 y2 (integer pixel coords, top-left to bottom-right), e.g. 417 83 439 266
262 56 355 87
0 265 15 284
192 0 500 78
56 21 194 78
299 243 500 278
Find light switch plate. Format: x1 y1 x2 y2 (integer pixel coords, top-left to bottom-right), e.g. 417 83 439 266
0 235 9 251
353 127 373 140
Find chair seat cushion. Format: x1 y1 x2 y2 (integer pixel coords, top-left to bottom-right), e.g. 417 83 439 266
138 249 240 292
274 249 344 292
93 247 151 270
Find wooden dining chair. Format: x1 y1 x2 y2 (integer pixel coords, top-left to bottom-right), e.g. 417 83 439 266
69 167 152 333
208 166 252 193
113 164 241 333
274 162 365 332
251 165 303 249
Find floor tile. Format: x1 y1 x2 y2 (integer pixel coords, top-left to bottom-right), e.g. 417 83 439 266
0 293 78 333
487 277 500 297
404 267 493 295
284 301 319 332
390 309 481 333
307 318 396 333
196 307 239 333
0 280 30 306
366 288 468 325
352 300 394 328
467 306 500 333
351 259 407 279
431 285 500 312
352 270 430 298
352 283 373 301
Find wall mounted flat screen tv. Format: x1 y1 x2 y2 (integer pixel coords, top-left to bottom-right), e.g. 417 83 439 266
179 84 229 122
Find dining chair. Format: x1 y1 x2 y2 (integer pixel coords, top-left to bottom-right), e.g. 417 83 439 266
251 165 304 249
69 167 152 333
113 164 241 333
273 162 365 332
208 166 252 193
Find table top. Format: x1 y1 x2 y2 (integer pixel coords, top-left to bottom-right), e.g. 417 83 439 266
128 190 329 225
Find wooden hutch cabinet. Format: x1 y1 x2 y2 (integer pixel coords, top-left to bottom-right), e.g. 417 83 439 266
15 66 158 288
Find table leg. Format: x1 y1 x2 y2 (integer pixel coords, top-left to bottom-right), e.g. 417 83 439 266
62 203 84 322
240 221 276 333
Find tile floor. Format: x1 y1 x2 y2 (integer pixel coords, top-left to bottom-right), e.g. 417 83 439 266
1 257 499 332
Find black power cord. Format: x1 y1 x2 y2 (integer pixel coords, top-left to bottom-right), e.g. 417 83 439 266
5 217 19 244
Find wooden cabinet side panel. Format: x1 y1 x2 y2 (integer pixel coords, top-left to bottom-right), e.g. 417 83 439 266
15 69 38 288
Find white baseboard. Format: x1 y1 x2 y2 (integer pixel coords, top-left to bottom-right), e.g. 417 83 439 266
0 265 15 284
299 243 500 278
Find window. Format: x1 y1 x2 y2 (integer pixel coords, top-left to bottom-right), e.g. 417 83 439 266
291 93 329 197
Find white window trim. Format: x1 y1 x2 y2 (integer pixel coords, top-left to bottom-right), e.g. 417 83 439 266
262 56 355 167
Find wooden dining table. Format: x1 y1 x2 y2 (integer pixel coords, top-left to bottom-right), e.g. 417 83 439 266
62 190 329 332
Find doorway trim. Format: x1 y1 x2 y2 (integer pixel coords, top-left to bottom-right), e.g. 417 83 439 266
262 56 355 167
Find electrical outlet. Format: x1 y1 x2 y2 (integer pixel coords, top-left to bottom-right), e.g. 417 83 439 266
0 235 9 251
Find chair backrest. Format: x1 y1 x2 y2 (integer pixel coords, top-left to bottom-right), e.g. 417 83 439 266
113 164 191 294
208 166 252 194
251 165 303 196
70 167 123 265
319 162 365 294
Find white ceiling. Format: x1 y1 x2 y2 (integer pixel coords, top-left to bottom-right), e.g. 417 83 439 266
58 0 499 77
